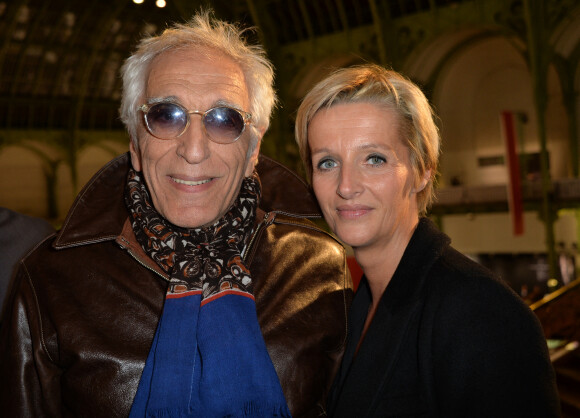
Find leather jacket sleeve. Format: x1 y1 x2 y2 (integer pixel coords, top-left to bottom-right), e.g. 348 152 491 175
1 265 63 416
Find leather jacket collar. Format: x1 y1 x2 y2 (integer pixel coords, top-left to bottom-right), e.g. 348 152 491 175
54 152 323 250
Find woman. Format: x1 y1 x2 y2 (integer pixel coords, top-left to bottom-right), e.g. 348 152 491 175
295 64 560 417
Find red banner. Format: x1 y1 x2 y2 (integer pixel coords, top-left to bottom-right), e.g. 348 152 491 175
500 111 524 235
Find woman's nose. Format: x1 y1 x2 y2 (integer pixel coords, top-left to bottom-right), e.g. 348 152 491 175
337 164 362 199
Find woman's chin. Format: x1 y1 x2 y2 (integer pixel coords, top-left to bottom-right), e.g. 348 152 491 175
335 231 371 250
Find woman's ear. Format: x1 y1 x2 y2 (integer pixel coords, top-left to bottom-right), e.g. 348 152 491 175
413 168 431 193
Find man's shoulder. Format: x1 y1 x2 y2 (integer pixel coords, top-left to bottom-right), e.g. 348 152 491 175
248 211 349 281
256 155 322 217
54 153 130 248
267 212 344 249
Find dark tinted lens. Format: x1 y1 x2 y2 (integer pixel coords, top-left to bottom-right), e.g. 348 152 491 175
146 103 187 139
204 107 245 143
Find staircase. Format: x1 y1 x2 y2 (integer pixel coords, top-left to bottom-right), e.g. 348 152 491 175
551 341 580 417
531 279 580 416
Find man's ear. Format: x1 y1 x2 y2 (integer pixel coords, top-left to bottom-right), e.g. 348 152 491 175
245 130 264 177
413 168 432 193
245 140 261 177
129 138 142 172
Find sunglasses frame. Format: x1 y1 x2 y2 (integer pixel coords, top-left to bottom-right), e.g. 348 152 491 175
139 102 252 144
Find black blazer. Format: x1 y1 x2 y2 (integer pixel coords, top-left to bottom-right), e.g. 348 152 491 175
327 218 560 417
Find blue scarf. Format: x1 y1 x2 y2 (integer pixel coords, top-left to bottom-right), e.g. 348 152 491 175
125 169 291 417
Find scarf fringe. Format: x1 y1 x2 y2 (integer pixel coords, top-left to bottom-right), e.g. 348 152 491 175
145 402 292 418
236 401 292 417
145 407 190 417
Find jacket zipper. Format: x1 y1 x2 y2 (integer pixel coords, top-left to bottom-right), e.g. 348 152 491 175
118 242 169 282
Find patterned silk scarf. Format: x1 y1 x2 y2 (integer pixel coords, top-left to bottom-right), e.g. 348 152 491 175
125 169 290 417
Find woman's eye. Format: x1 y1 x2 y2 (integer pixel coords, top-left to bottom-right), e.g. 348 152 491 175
367 154 386 165
317 158 337 170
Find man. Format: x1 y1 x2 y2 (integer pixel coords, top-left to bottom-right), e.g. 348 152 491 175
0 11 351 417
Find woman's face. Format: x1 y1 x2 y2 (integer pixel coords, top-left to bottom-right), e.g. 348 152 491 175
308 102 423 251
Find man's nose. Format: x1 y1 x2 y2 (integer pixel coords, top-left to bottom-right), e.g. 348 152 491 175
176 116 210 164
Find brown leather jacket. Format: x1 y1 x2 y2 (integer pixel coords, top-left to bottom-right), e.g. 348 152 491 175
0 153 352 418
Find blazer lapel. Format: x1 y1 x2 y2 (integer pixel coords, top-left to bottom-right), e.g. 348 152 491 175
329 219 450 417
331 286 423 416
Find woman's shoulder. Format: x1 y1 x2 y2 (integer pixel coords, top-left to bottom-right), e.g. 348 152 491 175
405 219 531 320
427 245 530 315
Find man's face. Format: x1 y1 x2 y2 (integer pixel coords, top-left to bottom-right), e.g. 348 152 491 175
130 47 260 228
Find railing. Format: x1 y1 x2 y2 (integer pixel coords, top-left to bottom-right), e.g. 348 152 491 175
432 178 580 209
531 279 580 417
531 278 580 342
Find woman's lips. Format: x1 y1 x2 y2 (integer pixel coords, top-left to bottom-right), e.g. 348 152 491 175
336 204 372 219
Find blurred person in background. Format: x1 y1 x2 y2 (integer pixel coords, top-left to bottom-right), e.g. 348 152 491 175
0 207 54 311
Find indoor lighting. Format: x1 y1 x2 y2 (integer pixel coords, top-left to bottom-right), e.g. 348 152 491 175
132 0 165 7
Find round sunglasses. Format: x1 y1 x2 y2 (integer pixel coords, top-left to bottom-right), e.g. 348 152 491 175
139 102 252 144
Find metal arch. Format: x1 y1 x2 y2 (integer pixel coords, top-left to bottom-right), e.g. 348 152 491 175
9 1 52 99
267 2 293 44
368 0 387 65
297 0 314 40
334 0 350 32
107 19 165 118
552 53 579 177
92 3 184 129
0 0 31 78
244 0 280 55
49 2 101 98
421 30 505 95
287 1 306 41
351 0 364 26
4 0 54 130
70 1 128 132
30 0 77 97
322 0 340 33
245 0 266 43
